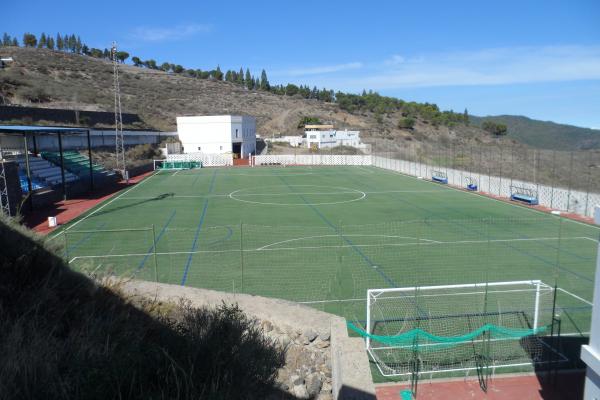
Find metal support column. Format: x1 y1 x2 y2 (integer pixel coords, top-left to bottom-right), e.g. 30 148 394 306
57 132 67 201
87 129 94 191
23 135 33 211
32 134 38 155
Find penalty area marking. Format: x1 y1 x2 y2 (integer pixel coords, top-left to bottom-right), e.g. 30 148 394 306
229 185 366 206
257 234 441 250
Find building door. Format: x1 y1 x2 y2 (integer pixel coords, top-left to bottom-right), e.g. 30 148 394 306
232 142 241 159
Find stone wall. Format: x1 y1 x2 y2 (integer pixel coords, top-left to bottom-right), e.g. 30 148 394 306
122 280 376 400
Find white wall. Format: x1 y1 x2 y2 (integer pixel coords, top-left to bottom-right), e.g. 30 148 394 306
582 207 600 400
177 115 256 158
305 129 361 149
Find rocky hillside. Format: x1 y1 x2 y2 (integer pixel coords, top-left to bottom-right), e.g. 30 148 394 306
0 46 511 149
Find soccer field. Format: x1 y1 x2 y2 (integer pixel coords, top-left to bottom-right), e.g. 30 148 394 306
57 165 598 340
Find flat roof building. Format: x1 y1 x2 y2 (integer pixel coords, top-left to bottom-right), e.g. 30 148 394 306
176 115 256 158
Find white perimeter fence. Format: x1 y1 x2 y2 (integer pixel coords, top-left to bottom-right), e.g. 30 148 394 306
373 156 600 218
166 152 233 167
253 154 372 166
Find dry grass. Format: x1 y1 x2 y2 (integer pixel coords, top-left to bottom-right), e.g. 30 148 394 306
0 214 287 400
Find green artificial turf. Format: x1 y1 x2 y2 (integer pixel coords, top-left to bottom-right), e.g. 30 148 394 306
57 165 598 374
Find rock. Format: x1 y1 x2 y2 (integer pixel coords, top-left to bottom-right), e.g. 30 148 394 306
261 320 273 332
319 331 330 341
305 373 323 397
301 335 310 345
321 381 332 393
304 329 318 342
279 334 291 348
316 339 330 348
290 374 304 386
293 384 310 399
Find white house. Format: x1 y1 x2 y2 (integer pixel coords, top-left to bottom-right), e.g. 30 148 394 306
304 125 362 149
176 115 256 158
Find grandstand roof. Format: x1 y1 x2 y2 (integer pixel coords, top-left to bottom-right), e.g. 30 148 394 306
0 125 88 135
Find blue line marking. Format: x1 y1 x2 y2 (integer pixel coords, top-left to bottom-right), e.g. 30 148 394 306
276 175 398 288
68 222 107 253
137 210 176 271
181 199 209 285
180 169 217 285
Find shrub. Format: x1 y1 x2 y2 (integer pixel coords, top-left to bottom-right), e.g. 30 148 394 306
482 121 508 136
398 117 415 129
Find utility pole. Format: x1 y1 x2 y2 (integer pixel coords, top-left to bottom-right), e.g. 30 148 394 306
112 42 126 179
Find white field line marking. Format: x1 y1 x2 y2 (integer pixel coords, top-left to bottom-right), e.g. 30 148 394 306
557 287 593 306
67 236 591 262
371 164 600 231
62 171 160 232
115 189 449 201
173 170 182 176
257 234 440 250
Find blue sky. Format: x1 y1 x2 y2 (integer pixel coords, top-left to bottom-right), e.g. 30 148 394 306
4 0 600 128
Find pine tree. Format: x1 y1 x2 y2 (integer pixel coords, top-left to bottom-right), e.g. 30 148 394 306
245 69 252 90
47 37 55 50
23 33 37 47
75 36 82 53
237 67 244 85
11 38 18 46
69 34 76 52
56 33 63 50
225 70 233 82
260 69 269 90
2 33 10 46
214 66 223 80
463 108 469 125
38 33 47 48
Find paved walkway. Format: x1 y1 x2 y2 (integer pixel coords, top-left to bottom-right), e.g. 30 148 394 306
26 171 153 234
376 372 584 400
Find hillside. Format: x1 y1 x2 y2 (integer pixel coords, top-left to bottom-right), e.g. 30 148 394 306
471 115 600 150
0 46 508 149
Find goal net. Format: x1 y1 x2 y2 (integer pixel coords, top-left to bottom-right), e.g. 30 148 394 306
353 280 556 377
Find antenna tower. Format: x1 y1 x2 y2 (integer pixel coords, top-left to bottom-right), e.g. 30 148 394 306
0 146 10 216
112 42 126 175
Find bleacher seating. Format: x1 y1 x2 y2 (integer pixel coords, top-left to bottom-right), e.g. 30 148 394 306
19 172 46 193
41 151 115 182
14 154 79 188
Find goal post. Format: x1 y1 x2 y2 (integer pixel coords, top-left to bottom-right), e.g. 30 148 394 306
363 280 556 377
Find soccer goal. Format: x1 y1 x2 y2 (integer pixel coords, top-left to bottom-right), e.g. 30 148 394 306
356 280 559 378
153 159 202 170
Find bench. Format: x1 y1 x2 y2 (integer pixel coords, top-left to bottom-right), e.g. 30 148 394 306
432 170 448 184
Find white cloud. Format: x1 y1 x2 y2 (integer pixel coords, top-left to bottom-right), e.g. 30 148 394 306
284 62 363 77
131 23 211 42
351 45 600 90
384 54 405 65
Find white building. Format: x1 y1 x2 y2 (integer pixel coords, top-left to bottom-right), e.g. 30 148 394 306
581 206 600 399
176 115 256 158
304 125 362 149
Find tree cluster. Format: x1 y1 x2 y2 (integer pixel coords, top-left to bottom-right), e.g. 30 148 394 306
2 31 471 129
482 121 508 136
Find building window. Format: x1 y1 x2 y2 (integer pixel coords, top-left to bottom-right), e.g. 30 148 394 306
310 135 317 139
198 146 201 151
220 146 223 150
236 129 238 138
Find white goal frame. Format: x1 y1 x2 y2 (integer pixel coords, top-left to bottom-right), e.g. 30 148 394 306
366 280 555 377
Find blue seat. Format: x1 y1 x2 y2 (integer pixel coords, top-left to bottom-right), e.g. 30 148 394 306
510 193 539 205
432 175 448 184
467 183 478 191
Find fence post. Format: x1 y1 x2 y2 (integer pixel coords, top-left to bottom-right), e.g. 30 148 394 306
566 152 574 212
550 150 557 209
152 224 158 283
240 221 244 292
64 231 69 262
